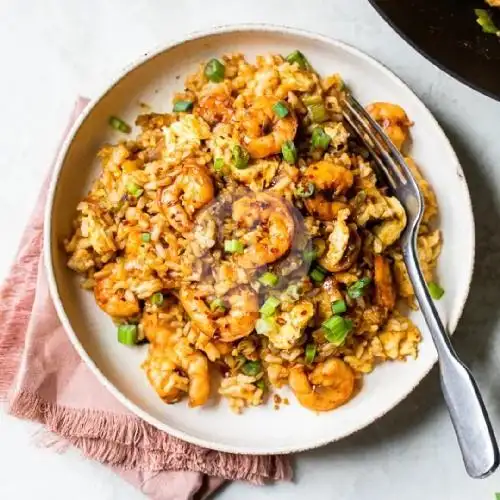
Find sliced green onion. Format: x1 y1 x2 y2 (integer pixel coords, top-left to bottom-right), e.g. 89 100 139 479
295 182 315 198
224 239 245 254
303 248 317 263
151 292 164 306
272 101 289 118
117 324 138 345
322 316 352 346
308 103 328 123
204 58 225 82
286 50 310 70
127 182 144 197
282 140 297 164
232 145 250 169
256 379 266 391
428 282 445 300
109 116 131 133
260 297 281 317
347 277 372 299
302 95 323 106
331 299 347 314
255 317 275 335
173 100 193 112
242 360 262 376
141 232 151 243
210 298 227 312
214 157 225 172
304 344 316 364
258 272 279 287
311 127 331 150
309 266 326 283
475 9 500 35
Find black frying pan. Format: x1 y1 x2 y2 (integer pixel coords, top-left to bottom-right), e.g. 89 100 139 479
368 0 500 101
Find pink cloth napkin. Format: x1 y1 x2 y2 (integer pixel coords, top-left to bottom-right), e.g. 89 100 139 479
0 98 292 499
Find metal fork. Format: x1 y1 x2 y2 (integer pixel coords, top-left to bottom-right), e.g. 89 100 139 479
342 95 499 479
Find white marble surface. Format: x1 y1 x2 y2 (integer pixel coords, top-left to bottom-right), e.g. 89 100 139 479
1 0 500 498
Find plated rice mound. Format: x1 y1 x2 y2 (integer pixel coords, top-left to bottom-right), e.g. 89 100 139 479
65 51 441 413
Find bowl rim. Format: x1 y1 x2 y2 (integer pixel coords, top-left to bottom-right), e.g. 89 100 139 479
44 23 475 455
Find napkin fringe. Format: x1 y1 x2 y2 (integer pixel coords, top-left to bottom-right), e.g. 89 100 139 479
9 389 293 484
0 230 43 399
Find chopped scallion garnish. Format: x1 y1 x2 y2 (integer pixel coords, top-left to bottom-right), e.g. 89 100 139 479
258 272 279 287
428 282 445 300
322 316 352 346
475 9 500 36
126 182 144 197
173 100 193 112
282 140 297 164
304 344 316 364
204 58 225 82
308 103 328 123
286 50 310 70
302 95 323 106
141 232 151 243
303 248 317 263
309 266 326 283
117 324 138 345
109 116 131 133
224 239 245 254
259 296 281 317
214 157 225 172
311 126 331 150
331 299 347 315
347 277 372 299
272 101 289 118
232 145 250 169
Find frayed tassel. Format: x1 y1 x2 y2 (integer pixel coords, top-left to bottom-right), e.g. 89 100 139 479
9 389 293 483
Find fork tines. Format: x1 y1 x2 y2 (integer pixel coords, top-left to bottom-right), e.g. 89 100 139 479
341 95 412 191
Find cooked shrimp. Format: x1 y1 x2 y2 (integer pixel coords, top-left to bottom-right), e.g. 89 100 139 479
366 102 411 151
179 286 216 337
374 255 396 311
141 296 184 345
180 285 259 342
216 285 260 342
182 350 211 407
303 161 353 221
195 93 234 125
232 192 295 268
242 97 298 159
94 263 139 318
160 164 214 233
289 358 355 412
142 346 187 403
143 341 210 407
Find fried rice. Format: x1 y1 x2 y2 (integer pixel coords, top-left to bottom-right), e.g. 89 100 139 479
64 51 441 413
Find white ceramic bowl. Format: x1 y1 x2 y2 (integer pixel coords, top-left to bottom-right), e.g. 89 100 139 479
45 25 474 454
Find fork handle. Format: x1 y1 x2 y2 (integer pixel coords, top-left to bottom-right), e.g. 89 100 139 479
403 242 499 478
